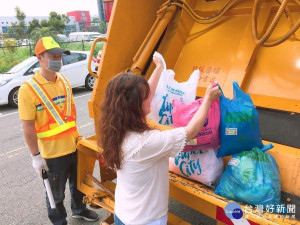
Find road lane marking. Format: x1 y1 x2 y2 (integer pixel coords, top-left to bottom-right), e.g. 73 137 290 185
1 121 92 159
0 146 27 159
0 111 18 118
79 123 93 129
8 153 20 158
74 93 92 99
6 146 27 155
0 93 92 118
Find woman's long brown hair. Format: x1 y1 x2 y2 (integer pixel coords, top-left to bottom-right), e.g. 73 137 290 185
98 73 151 170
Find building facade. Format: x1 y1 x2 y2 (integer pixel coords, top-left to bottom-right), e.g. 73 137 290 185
0 16 48 35
67 11 92 31
0 11 91 37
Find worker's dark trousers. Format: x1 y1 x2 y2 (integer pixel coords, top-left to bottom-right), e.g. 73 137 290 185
45 151 86 225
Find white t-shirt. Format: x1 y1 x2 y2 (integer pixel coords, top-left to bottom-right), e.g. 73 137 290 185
115 127 187 225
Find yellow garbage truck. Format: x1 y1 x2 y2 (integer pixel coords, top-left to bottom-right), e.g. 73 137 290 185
77 0 300 224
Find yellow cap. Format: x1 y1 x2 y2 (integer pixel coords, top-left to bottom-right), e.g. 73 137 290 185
35 36 70 55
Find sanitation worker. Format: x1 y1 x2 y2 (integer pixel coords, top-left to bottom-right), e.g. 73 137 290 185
18 36 98 225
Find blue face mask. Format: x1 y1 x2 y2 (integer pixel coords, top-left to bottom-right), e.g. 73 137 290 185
47 59 62 72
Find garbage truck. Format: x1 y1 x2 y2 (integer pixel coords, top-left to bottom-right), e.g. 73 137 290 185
77 0 300 224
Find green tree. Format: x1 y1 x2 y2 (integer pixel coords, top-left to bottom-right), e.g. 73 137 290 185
7 27 16 39
99 21 107 33
86 17 101 32
8 7 27 41
27 18 41 35
92 17 100 23
3 39 17 52
48 11 69 34
62 14 70 24
40 19 49 27
28 11 70 48
30 27 56 44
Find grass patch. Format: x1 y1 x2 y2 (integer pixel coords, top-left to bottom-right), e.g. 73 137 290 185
0 48 31 73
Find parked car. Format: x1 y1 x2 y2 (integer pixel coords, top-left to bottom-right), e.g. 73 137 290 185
0 51 96 107
17 39 34 46
57 34 69 42
89 33 106 42
68 32 103 42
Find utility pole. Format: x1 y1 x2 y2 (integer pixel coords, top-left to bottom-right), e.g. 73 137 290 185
97 0 106 33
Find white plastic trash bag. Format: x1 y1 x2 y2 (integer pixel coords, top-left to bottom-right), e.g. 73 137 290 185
169 148 224 187
147 52 199 126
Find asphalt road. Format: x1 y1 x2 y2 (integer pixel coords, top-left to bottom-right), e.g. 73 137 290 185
0 87 215 225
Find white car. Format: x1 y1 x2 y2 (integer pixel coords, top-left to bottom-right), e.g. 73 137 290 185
0 51 96 107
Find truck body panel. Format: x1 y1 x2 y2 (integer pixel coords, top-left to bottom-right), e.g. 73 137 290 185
78 0 300 224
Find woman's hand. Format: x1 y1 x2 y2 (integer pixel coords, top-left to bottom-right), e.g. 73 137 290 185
185 82 221 142
153 54 164 69
204 82 221 103
148 52 165 98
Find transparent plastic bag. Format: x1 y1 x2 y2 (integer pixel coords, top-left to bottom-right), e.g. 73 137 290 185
169 148 223 187
147 52 199 126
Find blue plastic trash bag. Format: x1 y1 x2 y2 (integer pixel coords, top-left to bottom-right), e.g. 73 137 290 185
217 82 263 157
215 144 283 208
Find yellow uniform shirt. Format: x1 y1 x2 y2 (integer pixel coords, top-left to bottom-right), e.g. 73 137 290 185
18 71 79 159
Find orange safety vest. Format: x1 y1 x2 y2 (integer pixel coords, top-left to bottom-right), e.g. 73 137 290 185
26 73 77 140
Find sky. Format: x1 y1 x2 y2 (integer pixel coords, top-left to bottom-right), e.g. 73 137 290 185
0 0 99 17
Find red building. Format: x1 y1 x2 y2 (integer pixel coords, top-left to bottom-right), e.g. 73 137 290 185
104 0 114 22
67 11 91 29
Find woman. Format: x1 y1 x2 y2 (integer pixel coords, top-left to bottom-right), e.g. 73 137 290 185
98 53 221 225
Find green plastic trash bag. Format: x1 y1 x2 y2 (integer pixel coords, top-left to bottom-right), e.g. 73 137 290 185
215 144 283 209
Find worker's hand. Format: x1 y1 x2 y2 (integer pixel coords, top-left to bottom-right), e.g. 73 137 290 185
204 82 221 103
32 154 49 179
76 135 83 144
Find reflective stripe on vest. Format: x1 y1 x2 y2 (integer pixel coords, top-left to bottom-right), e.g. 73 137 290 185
26 75 75 138
37 121 76 138
27 78 65 125
57 73 71 116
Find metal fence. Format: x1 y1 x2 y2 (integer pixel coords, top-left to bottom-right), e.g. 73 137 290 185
0 40 102 56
